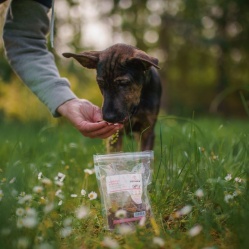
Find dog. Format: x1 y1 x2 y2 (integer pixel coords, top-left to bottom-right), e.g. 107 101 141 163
63 43 161 152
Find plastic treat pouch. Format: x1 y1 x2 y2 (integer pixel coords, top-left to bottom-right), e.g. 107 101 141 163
94 151 154 230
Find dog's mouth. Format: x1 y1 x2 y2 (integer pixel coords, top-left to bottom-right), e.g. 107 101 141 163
119 105 138 123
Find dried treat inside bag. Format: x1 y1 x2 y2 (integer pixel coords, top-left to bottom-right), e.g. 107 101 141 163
94 151 154 230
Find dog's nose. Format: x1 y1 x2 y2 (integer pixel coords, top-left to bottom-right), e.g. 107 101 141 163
103 113 122 123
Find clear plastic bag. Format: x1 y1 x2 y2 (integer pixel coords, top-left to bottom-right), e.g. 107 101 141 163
94 151 154 230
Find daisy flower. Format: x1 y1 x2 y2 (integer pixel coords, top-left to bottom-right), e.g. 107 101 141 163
84 169 94 175
88 191 97 200
102 236 120 249
225 174 232 181
188 224 203 237
81 189 86 196
115 209 127 219
195 189 204 198
153 237 165 247
75 206 89 219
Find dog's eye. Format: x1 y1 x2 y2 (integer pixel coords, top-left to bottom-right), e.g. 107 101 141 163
117 80 130 87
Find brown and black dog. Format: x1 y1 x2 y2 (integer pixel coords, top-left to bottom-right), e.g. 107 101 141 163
63 43 161 152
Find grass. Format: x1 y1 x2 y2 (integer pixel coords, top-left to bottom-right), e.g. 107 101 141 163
0 117 248 249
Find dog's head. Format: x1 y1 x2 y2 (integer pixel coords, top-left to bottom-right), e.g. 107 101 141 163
63 43 159 123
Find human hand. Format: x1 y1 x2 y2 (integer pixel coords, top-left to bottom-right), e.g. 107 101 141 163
57 98 123 138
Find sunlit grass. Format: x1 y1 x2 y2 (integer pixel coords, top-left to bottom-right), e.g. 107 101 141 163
0 117 248 249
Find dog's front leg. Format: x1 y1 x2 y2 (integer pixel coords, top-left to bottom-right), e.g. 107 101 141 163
141 128 155 151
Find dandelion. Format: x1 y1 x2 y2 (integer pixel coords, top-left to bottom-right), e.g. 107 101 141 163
235 177 242 183
179 205 192 216
225 174 232 181
60 227 72 238
33 186 43 193
224 194 234 203
84 169 94 175
75 206 89 219
16 208 25 217
188 224 203 237
81 189 86 196
117 224 134 235
38 172 43 180
102 236 120 249
195 189 204 198
153 237 165 247
70 194 78 198
115 209 127 219
88 191 97 200
0 189 3 201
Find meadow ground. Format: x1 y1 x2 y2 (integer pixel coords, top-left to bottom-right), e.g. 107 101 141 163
0 116 248 249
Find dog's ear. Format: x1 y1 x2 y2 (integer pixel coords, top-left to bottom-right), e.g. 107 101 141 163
62 51 100 69
127 50 160 70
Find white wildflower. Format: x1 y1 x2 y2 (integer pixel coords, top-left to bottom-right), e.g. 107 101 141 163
60 227 72 238
234 177 242 183
55 189 64 199
188 224 203 237
44 203 54 214
75 206 89 219
88 191 97 200
84 169 94 175
16 208 25 217
102 236 120 249
63 217 72 227
18 194 32 204
33 186 43 193
117 224 134 235
81 189 86 196
58 200 63 206
38 172 43 180
55 172 66 182
9 177 16 184
115 209 127 219
70 194 78 198
41 178 52 186
22 216 38 228
225 174 232 181
153 237 165 247
179 205 192 215
224 194 234 203
195 189 204 198
54 180 64 187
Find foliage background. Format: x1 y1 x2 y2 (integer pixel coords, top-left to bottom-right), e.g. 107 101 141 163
0 0 249 122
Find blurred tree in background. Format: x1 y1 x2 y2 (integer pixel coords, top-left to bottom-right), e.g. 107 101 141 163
0 0 249 122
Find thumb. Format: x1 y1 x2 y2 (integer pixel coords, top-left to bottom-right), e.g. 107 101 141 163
92 105 103 122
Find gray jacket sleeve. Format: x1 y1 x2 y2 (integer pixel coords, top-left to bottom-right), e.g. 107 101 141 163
3 0 77 117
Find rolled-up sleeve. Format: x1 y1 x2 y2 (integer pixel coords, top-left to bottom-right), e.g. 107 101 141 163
3 0 77 117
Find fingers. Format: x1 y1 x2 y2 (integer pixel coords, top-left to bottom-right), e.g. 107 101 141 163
77 121 123 139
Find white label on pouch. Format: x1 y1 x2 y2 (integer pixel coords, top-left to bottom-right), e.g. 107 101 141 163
106 174 142 204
